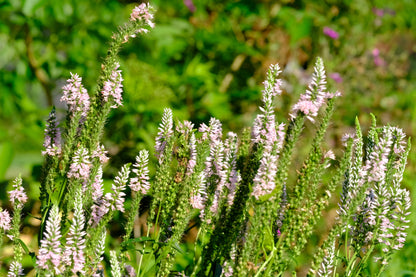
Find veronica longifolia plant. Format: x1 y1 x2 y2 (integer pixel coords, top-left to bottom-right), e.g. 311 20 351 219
0 3 411 277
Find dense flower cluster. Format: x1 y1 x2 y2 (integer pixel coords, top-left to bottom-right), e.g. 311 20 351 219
129 3 155 37
130 150 151 194
8 176 27 209
290 58 341 122
63 191 86 274
92 144 109 164
200 118 227 215
37 205 63 274
67 147 92 182
8 261 24 277
130 3 155 28
60 73 90 117
190 172 207 210
106 164 130 212
101 63 124 108
317 241 335 276
155 108 174 163
0 209 11 231
90 166 110 226
251 63 285 200
187 133 197 176
252 150 278 200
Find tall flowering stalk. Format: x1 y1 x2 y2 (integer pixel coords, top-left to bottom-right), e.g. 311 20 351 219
37 205 63 275
124 150 150 241
145 108 175 233
61 73 90 117
101 62 124 109
106 164 131 213
63 189 87 275
235 64 284 275
82 2 155 155
90 166 109 226
155 108 174 163
7 176 27 277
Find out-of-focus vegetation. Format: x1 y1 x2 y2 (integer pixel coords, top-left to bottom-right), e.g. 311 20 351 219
1 0 415 275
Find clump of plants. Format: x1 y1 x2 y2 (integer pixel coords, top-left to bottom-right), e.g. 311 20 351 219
0 3 411 276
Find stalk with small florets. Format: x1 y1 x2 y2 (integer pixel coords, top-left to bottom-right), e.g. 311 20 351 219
7 176 28 277
37 205 63 276
63 188 87 275
235 64 284 275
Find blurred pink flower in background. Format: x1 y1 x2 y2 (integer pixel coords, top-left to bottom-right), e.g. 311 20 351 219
329 72 343 83
372 7 396 17
372 48 385 67
184 0 196 13
372 8 385 17
323 27 339 40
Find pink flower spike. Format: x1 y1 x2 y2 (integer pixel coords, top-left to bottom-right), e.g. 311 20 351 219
0 209 11 231
155 108 174 163
130 150 151 194
292 100 319 116
37 205 63 274
63 190 86 275
130 3 155 28
107 164 130 212
92 144 110 164
8 176 27 209
191 172 207 211
101 63 124 109
60 73 90 117
323 27 339 40
67 147 92 183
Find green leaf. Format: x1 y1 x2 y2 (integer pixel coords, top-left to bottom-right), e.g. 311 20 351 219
17 238 30 254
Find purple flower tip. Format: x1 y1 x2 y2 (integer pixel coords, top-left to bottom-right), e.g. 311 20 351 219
323 27 339 40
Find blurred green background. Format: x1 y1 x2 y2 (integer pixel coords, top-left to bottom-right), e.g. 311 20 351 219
1 0 416 275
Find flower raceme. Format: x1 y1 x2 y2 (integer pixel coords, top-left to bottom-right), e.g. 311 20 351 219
101 62 124 109
0 209 11 231
67 147 92 183
129 150 151 194
60 73 90 117
8 176 27 209
37 205 63 274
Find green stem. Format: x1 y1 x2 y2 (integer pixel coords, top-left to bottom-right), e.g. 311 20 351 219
123 194 143 241
190 224 206 277
255 246 276 277
137 202 162 277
